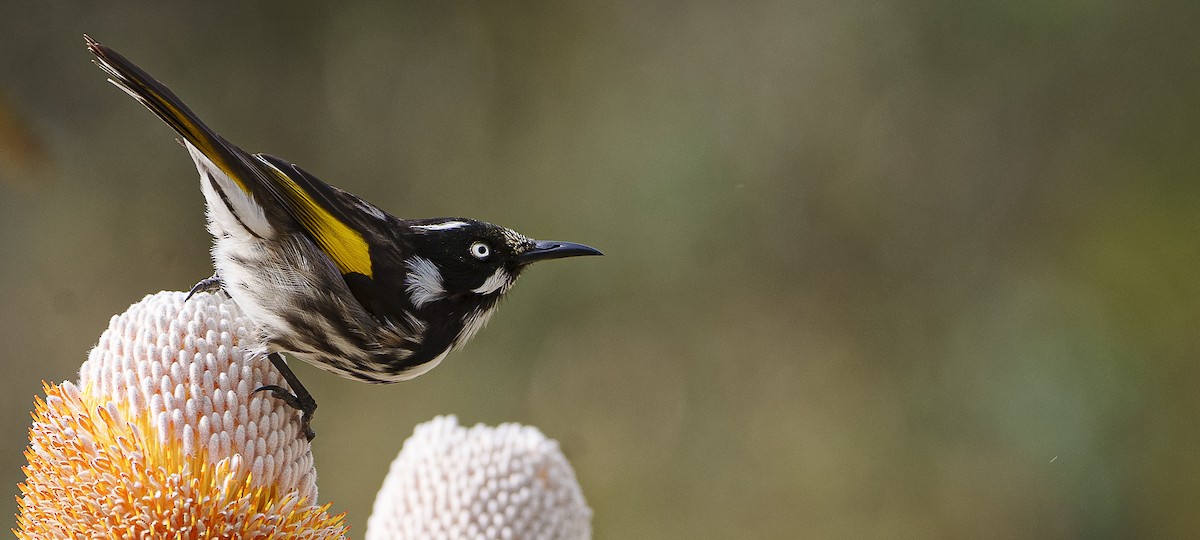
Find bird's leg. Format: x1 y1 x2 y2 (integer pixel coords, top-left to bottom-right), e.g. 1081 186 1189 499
255 352 318 441
186 274 223 300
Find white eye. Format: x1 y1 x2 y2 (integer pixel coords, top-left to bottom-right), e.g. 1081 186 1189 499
470 242 491 260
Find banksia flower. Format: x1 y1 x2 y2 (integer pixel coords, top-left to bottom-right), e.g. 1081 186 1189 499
366 415 592 540
15 291 346 539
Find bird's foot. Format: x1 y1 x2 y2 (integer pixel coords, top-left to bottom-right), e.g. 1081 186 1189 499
255 384 317 441
186 274 223 300
255 352 318 441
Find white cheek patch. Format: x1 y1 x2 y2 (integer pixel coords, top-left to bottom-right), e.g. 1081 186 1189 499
404 256 445 307
412 221 468 231
472 267 511 295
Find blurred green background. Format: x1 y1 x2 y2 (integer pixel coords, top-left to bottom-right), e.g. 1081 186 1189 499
1 1 1197 538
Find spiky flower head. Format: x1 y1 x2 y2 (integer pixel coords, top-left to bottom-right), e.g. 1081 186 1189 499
366 415 592 540
15 291 346 539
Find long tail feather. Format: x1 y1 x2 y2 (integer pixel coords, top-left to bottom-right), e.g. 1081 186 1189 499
86 35 288 237
87 36 373 275
86 36 245 187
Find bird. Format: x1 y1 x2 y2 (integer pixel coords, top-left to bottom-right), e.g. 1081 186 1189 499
86 36 601 440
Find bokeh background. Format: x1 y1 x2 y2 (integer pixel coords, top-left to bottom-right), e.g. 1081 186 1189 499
1 1 1197 538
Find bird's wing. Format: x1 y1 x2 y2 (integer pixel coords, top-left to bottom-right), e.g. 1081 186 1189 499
254 154 419 329
253 153 376 279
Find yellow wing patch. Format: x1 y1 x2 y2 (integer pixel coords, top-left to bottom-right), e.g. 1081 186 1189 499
267 167 374 278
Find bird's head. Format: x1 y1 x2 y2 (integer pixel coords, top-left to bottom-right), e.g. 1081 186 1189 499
402 218 601 309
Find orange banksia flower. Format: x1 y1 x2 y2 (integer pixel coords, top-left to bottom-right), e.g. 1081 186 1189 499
15 291 345 539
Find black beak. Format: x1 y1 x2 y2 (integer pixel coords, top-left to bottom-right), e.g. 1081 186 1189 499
517 240 603 264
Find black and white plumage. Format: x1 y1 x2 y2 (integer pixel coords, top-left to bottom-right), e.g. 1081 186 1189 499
86 36 601 439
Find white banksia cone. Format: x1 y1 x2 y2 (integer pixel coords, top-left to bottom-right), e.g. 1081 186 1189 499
16 291 346 538
366 415 592 540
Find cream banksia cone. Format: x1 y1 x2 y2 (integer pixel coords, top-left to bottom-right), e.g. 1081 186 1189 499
15 291 346 538
366 415 592 540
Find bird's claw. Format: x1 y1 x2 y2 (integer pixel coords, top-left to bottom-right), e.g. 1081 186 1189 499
186 275 223 300
259 352 318 441
255 384 317 441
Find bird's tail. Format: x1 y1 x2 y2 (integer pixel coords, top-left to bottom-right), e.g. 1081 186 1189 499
86 34 278 238
87 35 377 277
87 35 245 191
